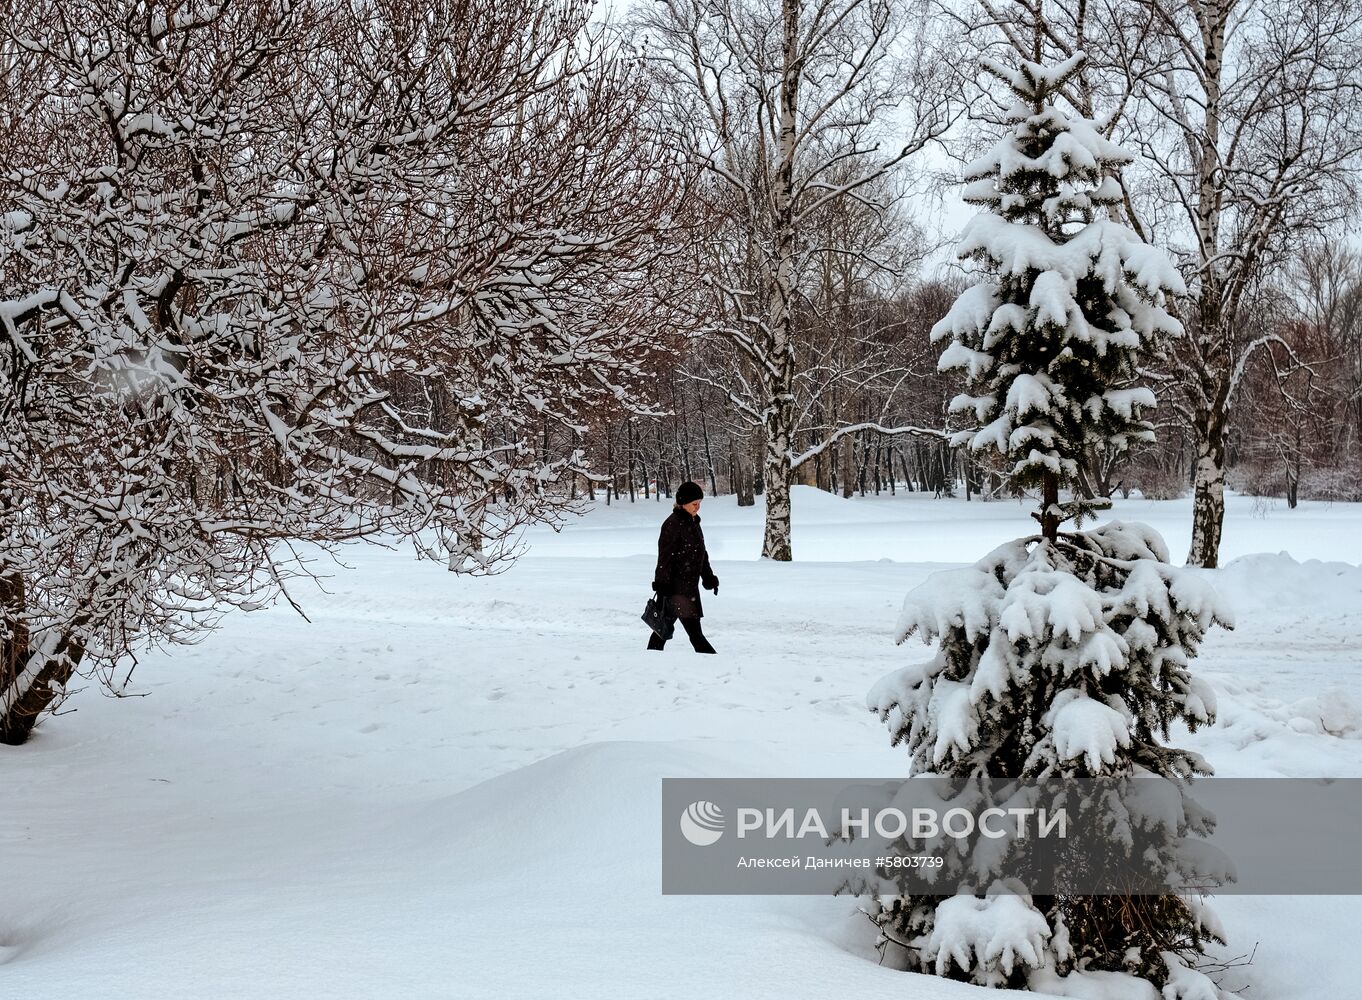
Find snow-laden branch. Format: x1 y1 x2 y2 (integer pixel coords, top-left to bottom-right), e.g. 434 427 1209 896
791 421 946 469
0 0 697 743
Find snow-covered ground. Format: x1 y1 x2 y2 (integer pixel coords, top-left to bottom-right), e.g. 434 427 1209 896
2 488 1359 999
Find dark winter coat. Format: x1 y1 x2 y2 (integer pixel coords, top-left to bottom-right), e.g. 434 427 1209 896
652 507 717 619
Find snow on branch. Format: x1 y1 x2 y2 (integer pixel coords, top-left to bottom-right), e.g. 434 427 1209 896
0 0 697 743
791 422 947 469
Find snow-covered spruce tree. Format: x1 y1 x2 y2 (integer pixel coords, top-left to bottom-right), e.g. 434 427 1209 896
865 53 1233 994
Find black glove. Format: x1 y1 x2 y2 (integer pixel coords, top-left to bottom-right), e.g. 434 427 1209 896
704 576 719 595
652 580 666 595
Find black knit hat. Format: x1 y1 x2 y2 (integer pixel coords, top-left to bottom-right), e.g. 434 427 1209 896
675 481 704 505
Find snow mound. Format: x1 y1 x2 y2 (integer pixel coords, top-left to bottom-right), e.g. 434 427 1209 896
1283 689 1362 738
406 739 732 858
1211 553 1362 611
1027 965 1160 999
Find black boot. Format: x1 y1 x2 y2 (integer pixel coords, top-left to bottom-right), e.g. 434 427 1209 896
680 617 716 654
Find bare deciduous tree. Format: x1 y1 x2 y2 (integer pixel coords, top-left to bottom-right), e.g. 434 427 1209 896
636 0 958 559
1118 0 1362 564
0 0 693 743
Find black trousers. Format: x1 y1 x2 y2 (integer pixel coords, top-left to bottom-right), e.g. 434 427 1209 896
647 616 716 653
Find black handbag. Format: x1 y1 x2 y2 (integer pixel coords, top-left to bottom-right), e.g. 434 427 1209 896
642 593 675 639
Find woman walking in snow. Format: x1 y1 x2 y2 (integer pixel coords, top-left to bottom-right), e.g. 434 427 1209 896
648 481 719 653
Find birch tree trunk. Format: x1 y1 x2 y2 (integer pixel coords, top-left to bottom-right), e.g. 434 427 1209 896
759 0 802 561
1184 3 1228 566
1187 399 1229 567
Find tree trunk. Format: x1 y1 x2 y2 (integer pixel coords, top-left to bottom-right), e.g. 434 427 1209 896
1 636 85 746
1074 457 1097 500
857 435 867 496
1185 9 1229 567
1040 470 1061 541
812 408 826 490
840 434 854 498
0 569 32 743
1187 413 1228 568
2 567 85 745
674 377 693 485
762 417 793 559
626 420 637 502
605 427 614 505
655 433 665 501
1285 418 1302 509
753 0 802 561
735 443 756 507
699 408 718 496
